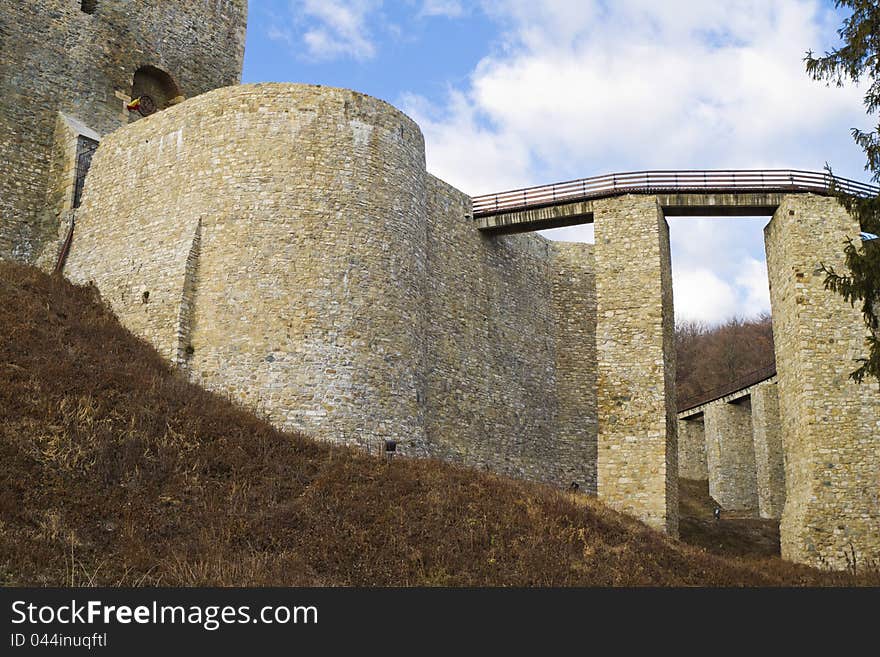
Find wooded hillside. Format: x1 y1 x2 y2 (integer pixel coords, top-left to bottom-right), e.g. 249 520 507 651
675 315 775 409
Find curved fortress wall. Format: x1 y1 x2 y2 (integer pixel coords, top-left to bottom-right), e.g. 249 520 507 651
0 0 247 262
64 84 599 488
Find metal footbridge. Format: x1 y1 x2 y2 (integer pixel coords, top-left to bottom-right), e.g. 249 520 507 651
471 169 878 233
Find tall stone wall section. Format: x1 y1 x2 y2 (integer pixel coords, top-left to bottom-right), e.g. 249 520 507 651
765 194 880 568
704 399 758 511
551 243 598 492
407 176 597 488
423 177 554 473
594 195 678 535
65 83 600 488
678 416 708 480
0 0 247 263
751 382 785 519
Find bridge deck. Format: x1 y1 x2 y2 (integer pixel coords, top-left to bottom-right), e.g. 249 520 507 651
472 170 877 233
677 364 777 419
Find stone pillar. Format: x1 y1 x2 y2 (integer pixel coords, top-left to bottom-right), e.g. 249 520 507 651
678 415 708 480
552 243 598 494
765 194 880 568
751 382 785 519
594 195 678 535
704 399 758 511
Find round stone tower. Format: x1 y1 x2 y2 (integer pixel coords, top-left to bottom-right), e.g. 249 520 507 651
65 83 429 452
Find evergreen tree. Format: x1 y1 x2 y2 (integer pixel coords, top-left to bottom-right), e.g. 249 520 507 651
805 0 880 384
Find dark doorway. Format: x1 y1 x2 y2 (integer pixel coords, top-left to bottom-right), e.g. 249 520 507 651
131 66 183 117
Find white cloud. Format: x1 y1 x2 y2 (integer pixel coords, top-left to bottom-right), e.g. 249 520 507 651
540 224 594 243
420 1 465 18
401 0 870 322
403 90 533 192
671 255 771 324
268 0 380 61
735 257 772 318
405 0 868 193
673 268 740 324
667 217 772 323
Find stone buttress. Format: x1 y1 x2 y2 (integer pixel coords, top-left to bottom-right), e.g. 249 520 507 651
765 194 880 568
593 195 678 535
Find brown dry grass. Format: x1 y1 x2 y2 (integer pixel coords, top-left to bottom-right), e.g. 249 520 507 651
0 262 876 586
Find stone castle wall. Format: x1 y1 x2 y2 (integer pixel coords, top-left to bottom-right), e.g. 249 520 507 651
423 177 597 488
751 382 785 519
0 0 246 263
765 194 880 568
677 416 708 480
64 83 599 490
65 84 429 451
681 383 784 518
704 398 758 511
594 195 678 535
551 242 598 491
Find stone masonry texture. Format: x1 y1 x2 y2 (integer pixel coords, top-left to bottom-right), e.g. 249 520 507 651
751 382 785 520
677 416 708 480
7 3 879 563
65 83 430 452
765 194 880 568
64 83 599 488
424 176 597 488
593 195 678 536
551 242 598 491
0 0 247 263
704 399 758 511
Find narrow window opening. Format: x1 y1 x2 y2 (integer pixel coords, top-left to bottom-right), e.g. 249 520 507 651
72 136 99 209
81 0 97 14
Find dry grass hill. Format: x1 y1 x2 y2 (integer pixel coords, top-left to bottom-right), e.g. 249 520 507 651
1 262 876 586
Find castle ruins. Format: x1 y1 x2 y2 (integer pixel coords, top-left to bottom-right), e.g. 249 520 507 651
1 1 878 570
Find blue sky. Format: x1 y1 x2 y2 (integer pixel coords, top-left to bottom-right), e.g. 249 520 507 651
241 1 872 323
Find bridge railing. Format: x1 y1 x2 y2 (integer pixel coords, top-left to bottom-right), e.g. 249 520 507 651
677 363 778 415
471 169 879 217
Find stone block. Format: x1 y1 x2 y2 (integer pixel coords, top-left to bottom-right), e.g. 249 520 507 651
594 195 678 535
765 194 880 568
678 416 708 480
751 382 785 519
704 399 758 511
